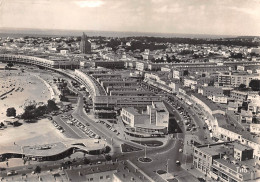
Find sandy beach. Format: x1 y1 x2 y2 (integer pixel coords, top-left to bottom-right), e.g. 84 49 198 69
0 67 52 123
0 65 69 168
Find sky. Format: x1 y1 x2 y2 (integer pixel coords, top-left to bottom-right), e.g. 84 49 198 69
0 0 260 36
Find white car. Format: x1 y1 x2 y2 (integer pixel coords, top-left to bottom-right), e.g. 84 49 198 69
176 160 181 165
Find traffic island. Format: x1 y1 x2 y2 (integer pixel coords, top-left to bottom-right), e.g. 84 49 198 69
131 140 163 147
156 169 167 175
138 157 152 163
121 143 142 153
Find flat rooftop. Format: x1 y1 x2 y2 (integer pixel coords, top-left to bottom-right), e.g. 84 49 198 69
123 107 141 115
214 158 258 174
0 139 106 157
213 113 228 126
196 143 233 156
221 125 260 144
152 101 168 112
135 124 166 130
233 142 253 151
192 93 226 111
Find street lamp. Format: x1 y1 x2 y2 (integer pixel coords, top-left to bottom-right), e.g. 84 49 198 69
166 159 169 174
144 145 147 159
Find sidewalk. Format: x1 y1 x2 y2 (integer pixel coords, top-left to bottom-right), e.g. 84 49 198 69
181 163 214 182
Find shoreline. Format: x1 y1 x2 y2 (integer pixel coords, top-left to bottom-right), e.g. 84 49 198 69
0 68 53 123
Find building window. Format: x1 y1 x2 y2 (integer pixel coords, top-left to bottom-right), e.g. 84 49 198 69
106 175 110 179
90 178 93 181
100 176 103 180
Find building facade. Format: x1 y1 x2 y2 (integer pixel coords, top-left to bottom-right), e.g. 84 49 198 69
80 33 91 54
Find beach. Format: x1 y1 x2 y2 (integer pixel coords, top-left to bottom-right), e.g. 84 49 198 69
0 67 52 123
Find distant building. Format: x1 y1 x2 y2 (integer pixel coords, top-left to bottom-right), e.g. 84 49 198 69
198 86 223 97
94 61 125 69
184 77 197 88
80 32 91 54
60 49 69 54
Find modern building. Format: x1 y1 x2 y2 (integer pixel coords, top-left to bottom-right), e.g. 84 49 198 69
80 33 91 54
147 102 169 128
230 90 248 102
65 161 149 182
208 95 228 104
198 86 223 97
135 61 148 71
184 77 197 88
0 139 107 162
121 102 169 134
94 95 161 110
193 142 260 182
0 54 80 69
216 71 260 87
231 73 259 87
94 61 125 69
216 125 260 162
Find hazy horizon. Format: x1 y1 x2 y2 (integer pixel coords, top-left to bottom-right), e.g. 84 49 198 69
0 27 250 39
1 0 260 37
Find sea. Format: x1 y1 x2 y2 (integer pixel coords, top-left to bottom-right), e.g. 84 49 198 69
0 28 236 39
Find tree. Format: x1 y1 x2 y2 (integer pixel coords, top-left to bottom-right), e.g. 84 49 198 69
249 80 260 91
34 166 41 173
21 104 37 121
239 84 246 89
47 100 59 112
7 62 14 68
183 70 189 76
6 107 16 117
105 154 112 161
83 158 90 164
35 105 47 117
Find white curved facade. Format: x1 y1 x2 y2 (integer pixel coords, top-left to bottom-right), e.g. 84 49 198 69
0 54 79 69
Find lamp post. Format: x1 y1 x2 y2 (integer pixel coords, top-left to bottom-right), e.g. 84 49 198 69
167 159 169 174
144 145 147 159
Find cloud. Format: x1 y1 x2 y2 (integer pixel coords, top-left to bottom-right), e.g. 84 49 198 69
74 0 104 8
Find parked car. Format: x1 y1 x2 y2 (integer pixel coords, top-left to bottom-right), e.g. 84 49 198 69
7 170 18 176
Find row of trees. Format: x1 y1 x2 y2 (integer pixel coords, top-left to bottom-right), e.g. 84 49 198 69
6 100 59 122
21 100 59 121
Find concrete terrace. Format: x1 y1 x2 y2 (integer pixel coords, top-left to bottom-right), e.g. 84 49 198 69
0 139 107 159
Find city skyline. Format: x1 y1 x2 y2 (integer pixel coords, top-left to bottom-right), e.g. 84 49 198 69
0 0 260 36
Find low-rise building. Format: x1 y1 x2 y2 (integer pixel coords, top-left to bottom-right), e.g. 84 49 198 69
184 77 197 88
230 90 248 102
198 86 223 97
193 142 260 182
208 95 228 104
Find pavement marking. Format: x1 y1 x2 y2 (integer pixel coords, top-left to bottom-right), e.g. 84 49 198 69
59 117 83 138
